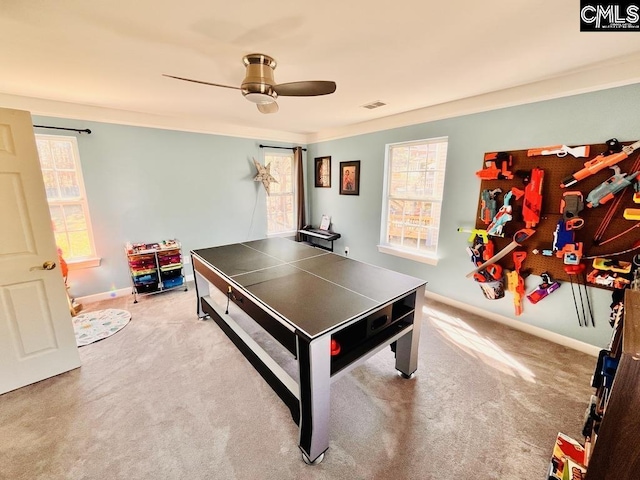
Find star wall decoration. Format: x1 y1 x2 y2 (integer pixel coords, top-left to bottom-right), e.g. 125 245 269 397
252 157 278 195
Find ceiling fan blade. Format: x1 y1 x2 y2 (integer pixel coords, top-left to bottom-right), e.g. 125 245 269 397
257 102 279 114
273 81 336 97
162 74 240 90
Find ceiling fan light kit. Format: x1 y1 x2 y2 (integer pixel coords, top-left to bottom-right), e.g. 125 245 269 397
164 52 336 114
243 91 277 104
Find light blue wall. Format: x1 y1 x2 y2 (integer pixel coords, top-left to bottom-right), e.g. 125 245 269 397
33 117 295 299
33 82 640 348
307 83 640 348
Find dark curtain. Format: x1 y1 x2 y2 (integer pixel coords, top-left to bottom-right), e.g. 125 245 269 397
294 146 306 241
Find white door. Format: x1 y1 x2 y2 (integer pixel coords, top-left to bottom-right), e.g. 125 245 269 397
0 107 81 395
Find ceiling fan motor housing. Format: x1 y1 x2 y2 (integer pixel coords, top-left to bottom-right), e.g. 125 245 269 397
242 53 278 104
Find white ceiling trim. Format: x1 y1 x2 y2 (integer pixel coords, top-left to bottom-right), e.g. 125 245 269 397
0 92 308 144
307 52 640 144
2 51 640 146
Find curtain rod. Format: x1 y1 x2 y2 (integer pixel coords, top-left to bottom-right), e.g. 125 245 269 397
259 144 306 151
33 125 92 134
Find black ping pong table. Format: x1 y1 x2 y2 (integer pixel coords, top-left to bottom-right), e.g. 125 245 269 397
191 237 426 464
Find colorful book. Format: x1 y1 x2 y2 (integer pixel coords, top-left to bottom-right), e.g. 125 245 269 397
562 457 586 480
548 432 585 480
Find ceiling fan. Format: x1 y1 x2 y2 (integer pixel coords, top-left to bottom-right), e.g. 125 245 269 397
163 53 336 114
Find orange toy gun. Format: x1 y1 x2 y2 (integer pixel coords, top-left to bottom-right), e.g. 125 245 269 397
522 168 544 228
560 140 640 188
476 152 514 180
527 144 590 158
506 251 527 316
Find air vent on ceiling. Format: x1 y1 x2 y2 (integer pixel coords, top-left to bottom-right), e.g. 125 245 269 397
361 101 387 110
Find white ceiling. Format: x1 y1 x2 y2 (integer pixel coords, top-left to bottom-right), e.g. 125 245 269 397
1 0 640 143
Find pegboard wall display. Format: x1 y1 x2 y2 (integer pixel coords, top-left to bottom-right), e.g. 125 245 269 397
469 139 640 294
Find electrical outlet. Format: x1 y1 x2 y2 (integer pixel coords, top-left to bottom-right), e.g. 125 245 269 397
345 246 350 256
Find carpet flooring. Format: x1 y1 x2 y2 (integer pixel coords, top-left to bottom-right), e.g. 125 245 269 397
0 284 597 479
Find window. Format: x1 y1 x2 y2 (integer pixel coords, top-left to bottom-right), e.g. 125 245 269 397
35 134 98 268
264 151 296 235
379 137 448 265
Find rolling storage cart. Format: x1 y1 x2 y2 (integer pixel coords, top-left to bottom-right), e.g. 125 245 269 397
125 239 187 302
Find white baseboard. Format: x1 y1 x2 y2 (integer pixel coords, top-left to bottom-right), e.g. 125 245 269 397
76 287 132 304
76 274 194 305
78 279 598 357
425 291 601 357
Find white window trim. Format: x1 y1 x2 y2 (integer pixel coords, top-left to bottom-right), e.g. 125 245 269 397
68 257 101 270
266 231 296 238
36 134 101 268
264 150 297 236
377 244 439 265
379 136 447 265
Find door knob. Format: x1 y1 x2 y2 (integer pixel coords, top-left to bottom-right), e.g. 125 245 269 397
30 261 56 271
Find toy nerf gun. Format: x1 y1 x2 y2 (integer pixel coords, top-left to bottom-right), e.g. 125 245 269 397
526 272 560 304
585 165 639 208
561 139 640 188
557 242 583 266
467 239 502 283
466 228 535 278
487 190 514 237
592 257 632 273
522 168 544 228
527 144 590 158
553 219 574 253
457 227 490 244
479 188 501 225
560 191 584 229
586 269 631 289
470 234 495 262
506 251 527 315
476 152 514 180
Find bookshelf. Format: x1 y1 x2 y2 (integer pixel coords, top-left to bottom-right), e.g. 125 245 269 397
584 289 640 479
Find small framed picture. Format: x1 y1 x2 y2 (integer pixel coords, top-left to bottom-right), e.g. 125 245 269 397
314 156 331 188
339 161 360 195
